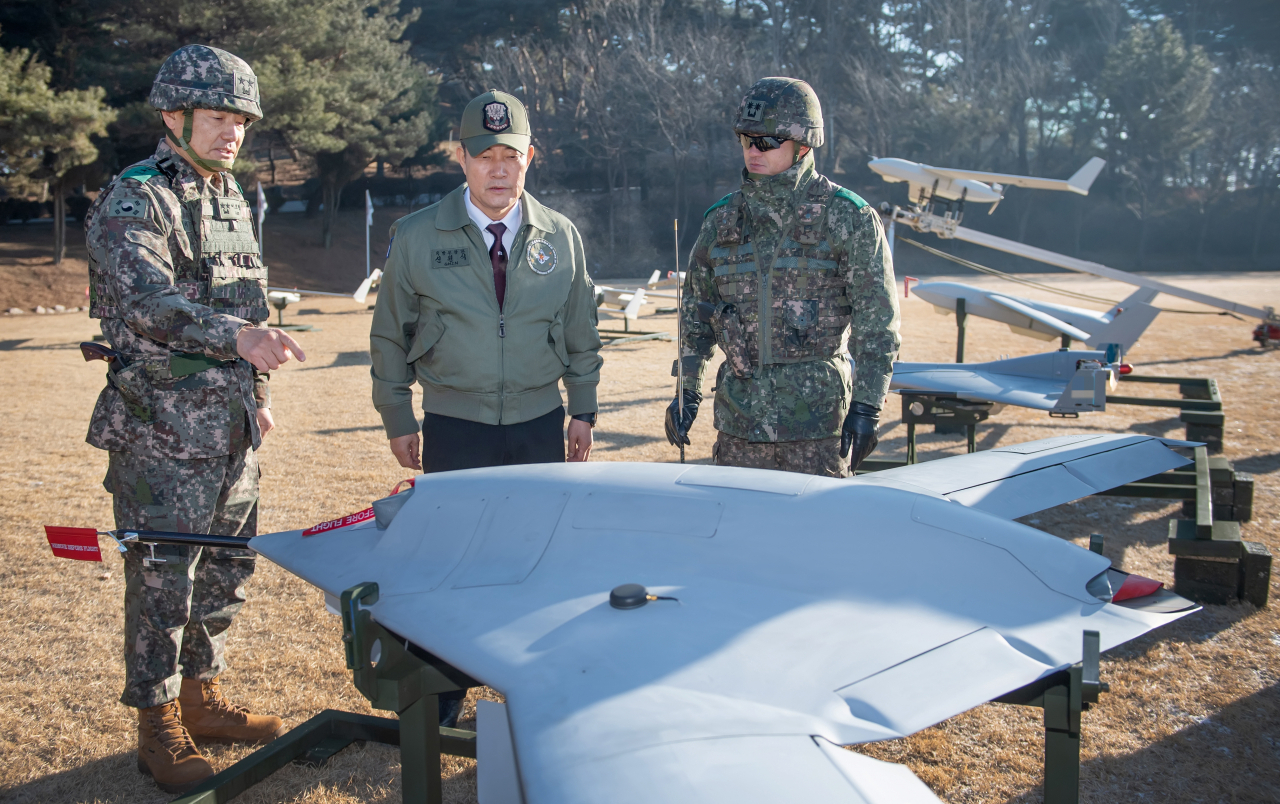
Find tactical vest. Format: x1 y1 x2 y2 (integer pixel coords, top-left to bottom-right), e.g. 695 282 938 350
705 175 858 371
88 153 269 323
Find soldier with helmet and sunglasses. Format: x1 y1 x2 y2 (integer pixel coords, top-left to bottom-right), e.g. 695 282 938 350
83 45 305 793
665 77 900 477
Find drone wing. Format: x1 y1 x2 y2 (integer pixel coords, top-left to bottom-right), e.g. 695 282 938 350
891 350 1113 414
862 433 1192 519
929 157 1106 195
986 294 1093 341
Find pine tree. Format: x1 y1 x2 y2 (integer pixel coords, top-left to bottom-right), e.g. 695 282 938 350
245 0 438 248
0 38 115 264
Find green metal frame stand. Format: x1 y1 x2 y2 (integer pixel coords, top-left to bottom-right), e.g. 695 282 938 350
171 709 476 804
993 631 1107 804
172 581 480 804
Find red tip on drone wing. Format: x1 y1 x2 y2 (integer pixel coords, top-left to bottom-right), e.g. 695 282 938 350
1112 573 1163 602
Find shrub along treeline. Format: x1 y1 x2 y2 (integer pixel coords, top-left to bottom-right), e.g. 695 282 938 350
2 0 1278 273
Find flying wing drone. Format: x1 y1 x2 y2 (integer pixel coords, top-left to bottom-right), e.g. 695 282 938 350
182 434 1190 804
909 281 1160 352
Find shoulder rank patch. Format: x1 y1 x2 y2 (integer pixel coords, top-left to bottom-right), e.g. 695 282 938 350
704 193 734 218
834 187 868 210
108 197 149 219
118 165 161 184
433 248 468 268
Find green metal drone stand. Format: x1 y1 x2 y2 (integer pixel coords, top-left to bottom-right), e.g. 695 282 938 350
994 630 1107 804
172 582 477 804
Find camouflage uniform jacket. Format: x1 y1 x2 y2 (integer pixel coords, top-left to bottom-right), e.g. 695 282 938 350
679 152 900 442
84 139 270 460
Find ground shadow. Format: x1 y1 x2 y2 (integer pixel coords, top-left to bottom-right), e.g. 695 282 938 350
0 338 31 351
1 751 170 804
314 424 383 436
302 351 372 370
599 395 668 413
1234 452 1280 475
593 430 665 452
1136 347 1263 367
1001 679 1280 803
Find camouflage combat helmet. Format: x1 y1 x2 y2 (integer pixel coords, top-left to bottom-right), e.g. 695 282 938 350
149 45 261 171
733 77 824 149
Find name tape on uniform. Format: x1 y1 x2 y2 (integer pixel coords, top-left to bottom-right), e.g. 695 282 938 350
302 507 376 537
45 526 103 562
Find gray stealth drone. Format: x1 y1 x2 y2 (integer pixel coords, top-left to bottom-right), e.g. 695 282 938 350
251 433 1197 804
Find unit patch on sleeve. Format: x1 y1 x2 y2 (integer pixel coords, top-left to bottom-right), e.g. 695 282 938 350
108 197 149 219
433 248 469 268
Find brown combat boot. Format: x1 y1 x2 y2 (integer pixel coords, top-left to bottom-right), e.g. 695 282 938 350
137 700 214 794
178 676 286 744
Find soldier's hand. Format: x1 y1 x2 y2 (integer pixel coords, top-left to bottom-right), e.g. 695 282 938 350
664 388 702 446
256 407 275 438
236 326 307 371
839 402 881 474
390 433 422 471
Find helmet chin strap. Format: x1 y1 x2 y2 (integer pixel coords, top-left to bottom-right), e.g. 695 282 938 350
166 110 235 173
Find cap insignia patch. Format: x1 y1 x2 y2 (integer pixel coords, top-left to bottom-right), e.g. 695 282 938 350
483 101 511 132
527 239 557 275
743 99 765 121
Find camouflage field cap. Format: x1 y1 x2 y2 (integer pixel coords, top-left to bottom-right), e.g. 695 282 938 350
459 90 531 156
149 44 262 122
733 77 824 148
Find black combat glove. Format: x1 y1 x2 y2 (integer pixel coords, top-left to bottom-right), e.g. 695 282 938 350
839 402 881 473
664 388 702 446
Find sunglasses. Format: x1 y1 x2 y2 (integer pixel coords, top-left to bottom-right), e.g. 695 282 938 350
738 134 789 152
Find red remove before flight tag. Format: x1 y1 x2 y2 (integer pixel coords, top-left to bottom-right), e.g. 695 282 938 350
45 526 103 562
302 507 376 537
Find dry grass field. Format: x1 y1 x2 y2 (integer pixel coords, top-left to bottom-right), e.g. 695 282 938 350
0 270 1277 803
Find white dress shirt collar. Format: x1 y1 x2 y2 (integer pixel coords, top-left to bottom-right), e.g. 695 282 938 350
464 187 522 255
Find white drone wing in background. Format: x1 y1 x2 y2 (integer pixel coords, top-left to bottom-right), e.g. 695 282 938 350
928 157 1106 195
251 434 1197 804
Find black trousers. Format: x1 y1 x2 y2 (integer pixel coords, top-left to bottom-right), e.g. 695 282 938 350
419 406 565 725
421 406 566 473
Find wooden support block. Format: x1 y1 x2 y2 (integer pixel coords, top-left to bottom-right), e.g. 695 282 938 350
1240 542 1272 609
1175 555 1239 587
1234 473 1254 523
1168 519 1242 557
1184 423 1224 454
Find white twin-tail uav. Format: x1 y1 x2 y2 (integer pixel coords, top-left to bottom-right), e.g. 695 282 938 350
891 349 1120 413
267 267 383 307
596 270 678 310
869 157 1105 213
872 155 1278 331
910 281 1161 351
249 434 1197 804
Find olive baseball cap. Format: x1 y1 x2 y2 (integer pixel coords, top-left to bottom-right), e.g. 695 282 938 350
459 90 531 156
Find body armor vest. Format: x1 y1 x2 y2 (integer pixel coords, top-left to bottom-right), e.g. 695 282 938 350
704 175 854 373
88 153 269 323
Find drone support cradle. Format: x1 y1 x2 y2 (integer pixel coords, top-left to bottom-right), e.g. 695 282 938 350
993 630 1107 804
171 581 479 804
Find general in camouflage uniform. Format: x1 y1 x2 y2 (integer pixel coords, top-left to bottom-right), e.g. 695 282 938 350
665 77 900 477
84 44 302 794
